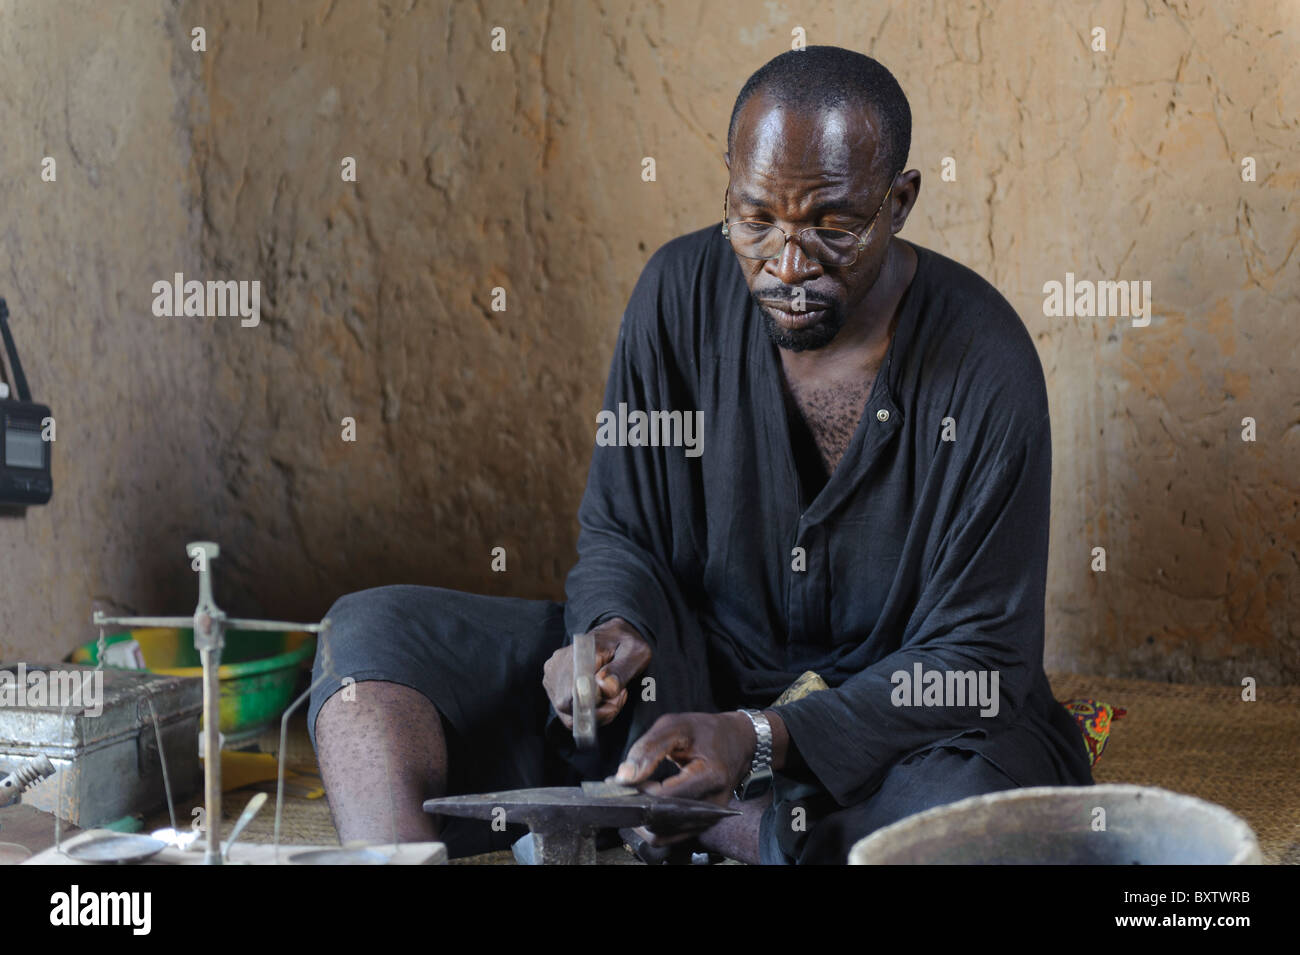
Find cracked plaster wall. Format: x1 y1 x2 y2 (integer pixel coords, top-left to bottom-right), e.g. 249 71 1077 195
0 0 216 661
2 0 1296 685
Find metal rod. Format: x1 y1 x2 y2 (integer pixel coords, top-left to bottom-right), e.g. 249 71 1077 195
200 645 222 865
92 612 326 633
222 618 329 633
273 629 333 864
144 694 178 833
91 615 195 629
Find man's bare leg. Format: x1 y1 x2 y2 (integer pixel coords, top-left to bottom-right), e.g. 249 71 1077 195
696 793 770 864
314 680 447 844
635 795 768 864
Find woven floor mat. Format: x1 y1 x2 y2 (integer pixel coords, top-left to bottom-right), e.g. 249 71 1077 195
143 712 340 848
1048 672 1300 864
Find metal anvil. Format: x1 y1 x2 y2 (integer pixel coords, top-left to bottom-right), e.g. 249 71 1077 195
423 786 738 865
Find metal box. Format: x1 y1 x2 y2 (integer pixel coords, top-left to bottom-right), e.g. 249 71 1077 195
0 662 201 827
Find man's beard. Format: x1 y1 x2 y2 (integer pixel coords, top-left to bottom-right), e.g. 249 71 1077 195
757 300 845 352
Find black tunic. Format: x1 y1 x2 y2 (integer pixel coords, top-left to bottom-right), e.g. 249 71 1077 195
563 224 1092 809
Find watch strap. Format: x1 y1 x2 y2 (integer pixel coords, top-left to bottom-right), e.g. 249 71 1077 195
735 708 774 799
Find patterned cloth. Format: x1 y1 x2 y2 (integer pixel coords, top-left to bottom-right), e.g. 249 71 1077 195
1058 698 1127 767
772 670 831 705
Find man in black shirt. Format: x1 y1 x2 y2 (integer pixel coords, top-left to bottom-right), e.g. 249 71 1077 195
308 46 1093 864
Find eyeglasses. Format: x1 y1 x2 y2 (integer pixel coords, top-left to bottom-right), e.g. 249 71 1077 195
721 179 895 268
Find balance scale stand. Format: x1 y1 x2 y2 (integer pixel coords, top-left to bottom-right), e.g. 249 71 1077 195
92 541 329 865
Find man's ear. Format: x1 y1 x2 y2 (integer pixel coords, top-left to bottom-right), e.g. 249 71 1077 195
890 169 922 233
723 150 730 170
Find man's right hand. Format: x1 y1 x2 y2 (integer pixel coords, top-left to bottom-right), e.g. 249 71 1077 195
543 617 651 730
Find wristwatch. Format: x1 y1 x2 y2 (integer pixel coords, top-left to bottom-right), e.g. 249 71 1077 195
734 708 774 800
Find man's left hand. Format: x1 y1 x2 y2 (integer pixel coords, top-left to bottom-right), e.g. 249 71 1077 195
613 711 755 807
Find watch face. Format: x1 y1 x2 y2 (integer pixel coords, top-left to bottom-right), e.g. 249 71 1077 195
737 768 774 801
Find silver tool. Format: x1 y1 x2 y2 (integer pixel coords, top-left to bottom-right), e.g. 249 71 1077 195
0 754 55 809
223 791 267 862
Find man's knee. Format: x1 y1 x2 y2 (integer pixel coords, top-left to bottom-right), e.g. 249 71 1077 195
307 585 564 752
319 585 428 651
316 677 433 716
308 586 443 748
311 584 466 685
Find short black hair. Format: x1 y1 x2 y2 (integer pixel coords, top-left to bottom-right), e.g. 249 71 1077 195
727 46 911 180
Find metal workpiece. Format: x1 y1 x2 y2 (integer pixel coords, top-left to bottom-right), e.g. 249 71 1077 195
424 786 738 865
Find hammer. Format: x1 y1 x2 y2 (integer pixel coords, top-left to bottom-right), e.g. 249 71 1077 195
571 631 598 749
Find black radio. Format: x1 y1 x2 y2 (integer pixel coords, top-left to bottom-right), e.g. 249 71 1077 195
0 298 52 506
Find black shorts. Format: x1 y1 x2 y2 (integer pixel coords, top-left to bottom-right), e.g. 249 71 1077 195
306 585 680 858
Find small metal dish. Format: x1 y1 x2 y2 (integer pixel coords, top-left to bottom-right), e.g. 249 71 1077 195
65 834 167 865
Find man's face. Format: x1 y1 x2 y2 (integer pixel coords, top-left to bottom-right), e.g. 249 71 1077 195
726 93 897 352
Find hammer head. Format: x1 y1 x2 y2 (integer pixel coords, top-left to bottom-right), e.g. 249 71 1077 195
571 631 597 749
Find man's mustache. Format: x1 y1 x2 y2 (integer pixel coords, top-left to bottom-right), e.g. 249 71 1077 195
756 288 835 310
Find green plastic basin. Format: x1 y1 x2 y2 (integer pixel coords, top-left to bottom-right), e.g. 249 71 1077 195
72 627 315 747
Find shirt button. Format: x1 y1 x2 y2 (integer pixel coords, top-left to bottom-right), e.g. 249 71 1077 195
876 409 890 422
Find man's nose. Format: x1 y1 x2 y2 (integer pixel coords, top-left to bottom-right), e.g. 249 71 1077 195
765 233 823 286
